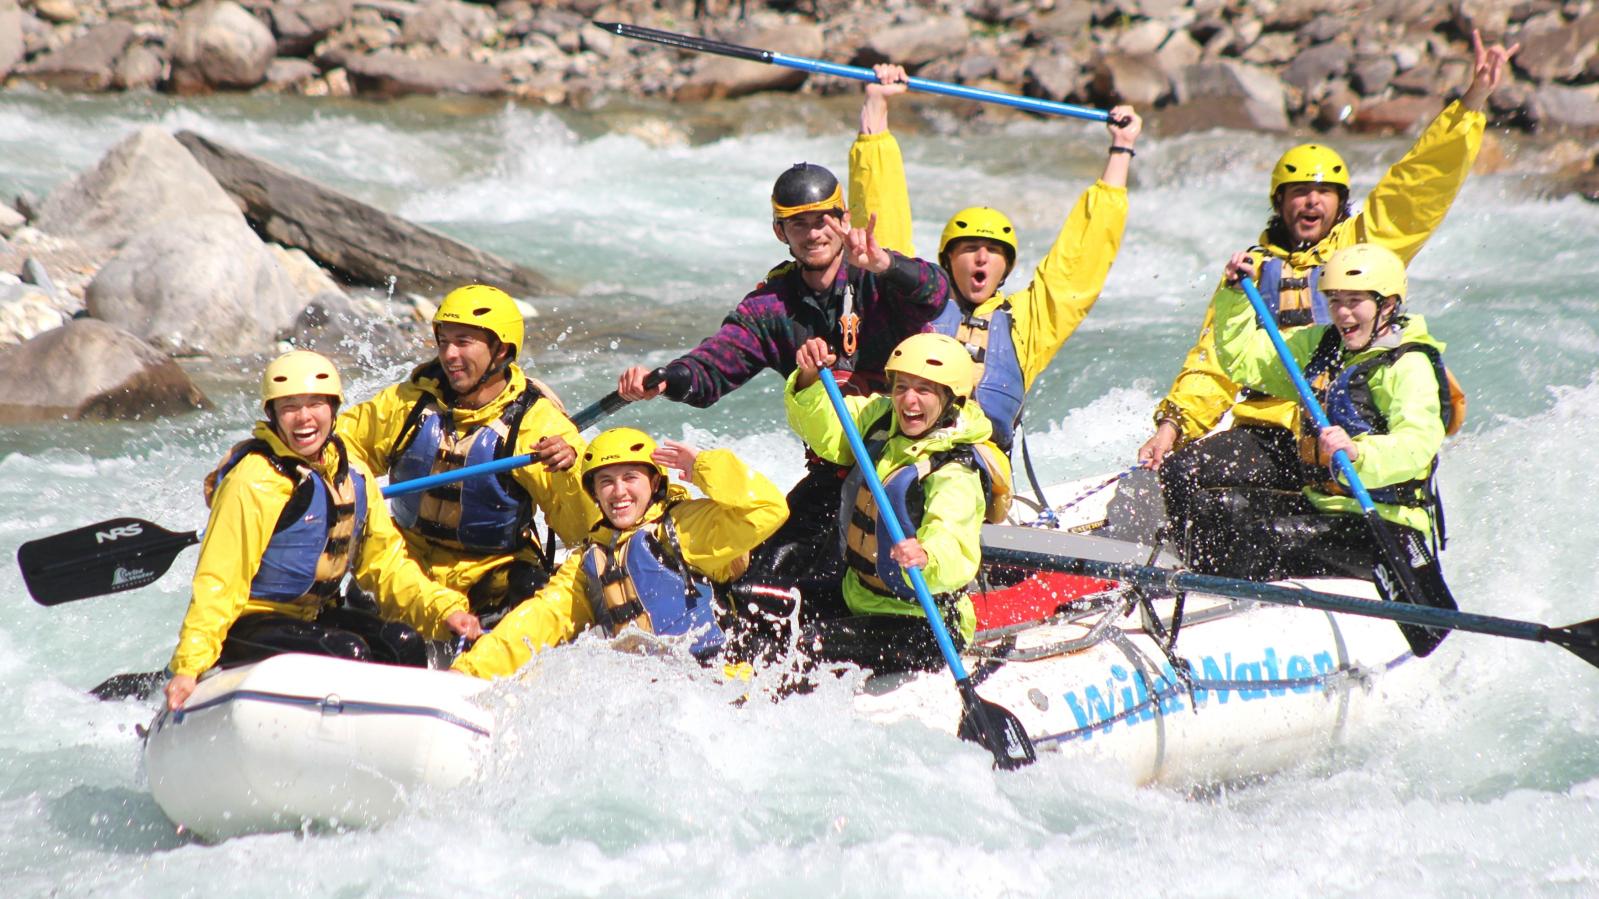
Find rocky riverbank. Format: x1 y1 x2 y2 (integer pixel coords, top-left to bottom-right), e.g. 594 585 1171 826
4 0 1599 138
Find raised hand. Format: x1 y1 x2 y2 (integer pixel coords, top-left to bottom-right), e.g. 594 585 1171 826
838 212 892 274
861 63 910 135
1461 29 1520 111
651 439 700 479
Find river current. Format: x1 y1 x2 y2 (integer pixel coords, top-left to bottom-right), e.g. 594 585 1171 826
1 90 1597 896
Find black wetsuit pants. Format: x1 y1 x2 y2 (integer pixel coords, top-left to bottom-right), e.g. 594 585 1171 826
745 459 848 583
1158 425 1455 614
216 606 430 670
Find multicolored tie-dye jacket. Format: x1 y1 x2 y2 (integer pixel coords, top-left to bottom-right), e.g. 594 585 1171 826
668 252 952 407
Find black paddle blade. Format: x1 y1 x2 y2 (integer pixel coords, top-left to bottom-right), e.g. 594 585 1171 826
17 517 197 606
1549 617 1599 670
955 681 1036 770
90 670 165 701
1370 519 1456 657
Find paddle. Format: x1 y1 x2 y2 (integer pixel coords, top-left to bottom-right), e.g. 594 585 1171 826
1235 275 1456 657
17 371 665 607
594 21 1120 125
980 535 1599 670
817 368 1035 769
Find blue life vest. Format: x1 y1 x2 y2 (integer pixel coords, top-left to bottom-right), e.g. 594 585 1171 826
836 416 1001 602
1257 255 1331 328
930 300 1025 450
1301 327 1456 511
387 382 534 555
210 437 368 606
582 506 726 658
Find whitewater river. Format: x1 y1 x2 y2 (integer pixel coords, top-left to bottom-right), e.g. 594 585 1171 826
2 89 1597 896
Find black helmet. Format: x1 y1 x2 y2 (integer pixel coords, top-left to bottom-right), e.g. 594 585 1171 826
771 163 843 221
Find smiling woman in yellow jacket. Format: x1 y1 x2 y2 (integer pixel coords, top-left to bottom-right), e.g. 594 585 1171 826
452 429 787 679
165 352 481 711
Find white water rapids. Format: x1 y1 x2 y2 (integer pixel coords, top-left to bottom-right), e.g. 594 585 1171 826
2 91 1597 896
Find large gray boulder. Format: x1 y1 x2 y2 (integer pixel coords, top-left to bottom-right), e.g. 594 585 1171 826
14 21 133 91
344 50 505 97
171 0 277 91
675 23 822 103
85 213 304 356
31 126 242 253
0 319 209 424
175 129 559 297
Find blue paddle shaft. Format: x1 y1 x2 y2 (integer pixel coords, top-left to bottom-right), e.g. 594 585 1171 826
817 369 971 680
1237 277 1380 513
767 53 1110 123
380 379 647 500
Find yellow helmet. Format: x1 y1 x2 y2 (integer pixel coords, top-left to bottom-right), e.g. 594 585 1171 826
1270 144 1350 201
938 207 1018 275
885 332 977 399
1320 243 1407 301
581 427 664 497
261 350 343 404
434 284 524 356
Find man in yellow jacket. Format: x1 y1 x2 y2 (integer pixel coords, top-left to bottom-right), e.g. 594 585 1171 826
453 428 788 678
849 63 1140 453
165 351 482 711
338 285 597 621
1135 32 1516 558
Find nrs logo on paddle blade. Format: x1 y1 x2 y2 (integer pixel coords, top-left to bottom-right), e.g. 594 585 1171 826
95 524 143 543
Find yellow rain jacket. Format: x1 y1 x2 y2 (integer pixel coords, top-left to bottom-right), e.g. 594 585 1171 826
1212 288 1448 536
785 370 989 643
452 448 787 679
1154 100 1484 445
337 363 597 597
169 424 470 678
849 129 1128 393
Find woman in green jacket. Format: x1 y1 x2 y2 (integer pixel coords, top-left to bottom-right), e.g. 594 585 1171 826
1202 242 1460 607
782 332 1007 672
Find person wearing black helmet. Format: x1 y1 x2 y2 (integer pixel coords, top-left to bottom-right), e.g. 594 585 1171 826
615 161 953 582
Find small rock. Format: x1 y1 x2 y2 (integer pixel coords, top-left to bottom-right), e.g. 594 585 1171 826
345 50 506 97
1024 54 1080 103
270 0 352 57
1091 53 1170 108
0 5 22 80
1529 84 1599 133
171 0 278 91
1350 55 1397 96
1168 60 1290 132
15 21 135 91
1348 95 1444 134
676 23 820 103
114 43 167 91
31 0 79 24
0 202 22 237
852 16 968 69
0 283 66 346
261 56 318 91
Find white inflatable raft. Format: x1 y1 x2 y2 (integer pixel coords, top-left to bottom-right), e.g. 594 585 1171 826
143 653 492 841
857 578 1416 786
